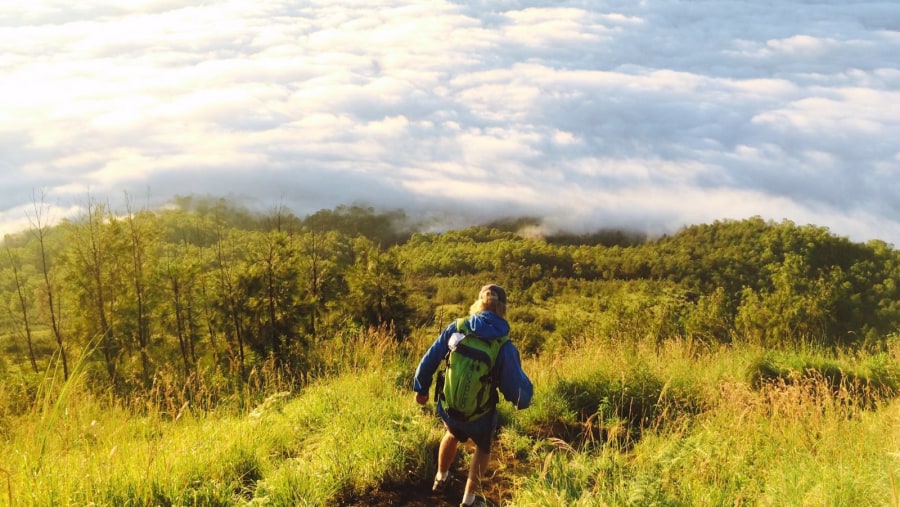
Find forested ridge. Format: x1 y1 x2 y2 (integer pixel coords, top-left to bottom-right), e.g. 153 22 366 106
2 196 898 408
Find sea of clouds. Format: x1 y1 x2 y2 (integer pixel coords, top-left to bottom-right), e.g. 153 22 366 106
1 0 898 244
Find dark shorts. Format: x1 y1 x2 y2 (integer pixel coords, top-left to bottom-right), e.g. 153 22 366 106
437 403 498 452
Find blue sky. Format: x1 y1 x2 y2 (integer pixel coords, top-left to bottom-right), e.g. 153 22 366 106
1 0 899 244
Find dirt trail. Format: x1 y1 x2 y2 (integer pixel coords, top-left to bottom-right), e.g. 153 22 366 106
343 442 522 507
342 477 473 507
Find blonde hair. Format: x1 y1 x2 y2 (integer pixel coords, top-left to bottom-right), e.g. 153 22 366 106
469 291 508 318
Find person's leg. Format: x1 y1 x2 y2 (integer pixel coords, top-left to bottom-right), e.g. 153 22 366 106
461 410 497 505
460 445 490 505
437 430 459 476
433 430 459 491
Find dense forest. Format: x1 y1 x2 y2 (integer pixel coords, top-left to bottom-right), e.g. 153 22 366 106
1 195 898 410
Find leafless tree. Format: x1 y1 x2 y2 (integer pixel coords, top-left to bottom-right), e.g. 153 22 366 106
28 190 68 379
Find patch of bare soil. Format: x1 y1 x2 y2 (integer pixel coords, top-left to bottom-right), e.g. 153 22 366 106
343 414 623 505
341 475 465 507
341 442 528 507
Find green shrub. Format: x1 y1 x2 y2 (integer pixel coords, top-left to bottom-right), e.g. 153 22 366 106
746 350 900 408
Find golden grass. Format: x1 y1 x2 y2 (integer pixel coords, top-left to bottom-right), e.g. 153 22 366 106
1 330 897 506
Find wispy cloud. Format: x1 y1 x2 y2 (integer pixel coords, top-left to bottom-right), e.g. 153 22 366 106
1 0 899 245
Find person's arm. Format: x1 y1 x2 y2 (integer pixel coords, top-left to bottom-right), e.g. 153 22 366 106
497 342 533 409
413 322 456 403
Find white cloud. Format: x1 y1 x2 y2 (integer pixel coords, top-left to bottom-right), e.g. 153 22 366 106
1 0 900 247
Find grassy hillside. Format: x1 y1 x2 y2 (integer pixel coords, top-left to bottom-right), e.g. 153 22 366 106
2 210 900 505
2 326 897 506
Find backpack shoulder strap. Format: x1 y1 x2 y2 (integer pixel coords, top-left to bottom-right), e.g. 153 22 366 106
442 318 470 365
456 317 470 335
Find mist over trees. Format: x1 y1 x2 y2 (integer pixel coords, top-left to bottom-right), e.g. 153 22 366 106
1 195 898 406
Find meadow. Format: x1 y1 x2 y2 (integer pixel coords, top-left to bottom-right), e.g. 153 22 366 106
2 208 900 505
2 323 897 506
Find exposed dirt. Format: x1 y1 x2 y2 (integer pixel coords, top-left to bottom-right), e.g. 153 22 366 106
341 419 604 506
342 476 469 507
341 441 526 507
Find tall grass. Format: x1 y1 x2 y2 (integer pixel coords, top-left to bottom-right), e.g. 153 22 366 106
3 373 436 506
1 329 898 506
1 326 438 506
508 338 900 506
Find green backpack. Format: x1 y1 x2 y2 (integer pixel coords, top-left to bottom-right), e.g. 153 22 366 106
440 317 509 421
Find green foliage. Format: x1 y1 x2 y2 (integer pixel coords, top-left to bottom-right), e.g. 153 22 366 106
304 204 413 247
343 238 411 337
746 349 900 407
523 351 706 450
545 227 648 247
2 199 900 496
507 305 555 357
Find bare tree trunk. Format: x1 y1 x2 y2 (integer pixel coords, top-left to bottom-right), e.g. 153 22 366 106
199 272 221 365
174 277 189 373
29 191 68 379
179 241 199 367
214 223 245 379
125 196 151 387
164 249 192 377
302 227 325 342
5 245 38 373
85 198 117 382
185 291 198 366
264 237 280 358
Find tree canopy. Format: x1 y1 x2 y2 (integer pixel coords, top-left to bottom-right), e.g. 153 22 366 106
2 199 897 403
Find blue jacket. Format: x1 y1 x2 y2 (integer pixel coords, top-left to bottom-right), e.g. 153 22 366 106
414 311 533 410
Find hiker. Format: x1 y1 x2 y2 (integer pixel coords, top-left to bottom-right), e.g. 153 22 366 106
414 284 533 507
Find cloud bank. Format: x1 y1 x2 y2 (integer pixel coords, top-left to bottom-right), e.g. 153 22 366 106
1 0 899 244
